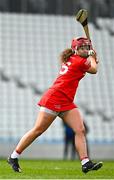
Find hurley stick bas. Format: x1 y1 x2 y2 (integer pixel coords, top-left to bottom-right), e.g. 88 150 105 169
76 9 90 40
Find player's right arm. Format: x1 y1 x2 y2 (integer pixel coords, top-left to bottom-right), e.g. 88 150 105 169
86 50 99 74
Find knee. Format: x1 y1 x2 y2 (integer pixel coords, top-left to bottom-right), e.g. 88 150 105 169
75 125 86 136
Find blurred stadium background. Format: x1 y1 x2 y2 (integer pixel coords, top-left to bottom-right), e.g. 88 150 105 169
0 0 114 160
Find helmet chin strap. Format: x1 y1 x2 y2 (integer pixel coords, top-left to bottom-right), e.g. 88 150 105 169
76 51 89 58
80 54 89 58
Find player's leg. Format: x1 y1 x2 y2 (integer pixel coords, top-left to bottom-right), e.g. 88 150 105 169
62 108 103 173
62 108 87 159
8 109 56 172
16 111 56 153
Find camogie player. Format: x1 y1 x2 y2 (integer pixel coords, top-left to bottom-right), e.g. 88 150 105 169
7 37 103 173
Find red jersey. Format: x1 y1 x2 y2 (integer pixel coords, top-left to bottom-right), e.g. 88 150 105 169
38 55 91 112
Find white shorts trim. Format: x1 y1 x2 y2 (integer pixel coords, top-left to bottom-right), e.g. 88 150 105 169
39 106 66 117
40 106 58 116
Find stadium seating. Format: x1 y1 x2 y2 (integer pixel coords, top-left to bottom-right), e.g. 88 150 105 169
0 13 114 148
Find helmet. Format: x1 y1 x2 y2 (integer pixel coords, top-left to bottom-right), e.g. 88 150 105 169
71 37 92 51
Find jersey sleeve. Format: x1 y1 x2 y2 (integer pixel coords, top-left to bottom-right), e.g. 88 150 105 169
80 58 91 72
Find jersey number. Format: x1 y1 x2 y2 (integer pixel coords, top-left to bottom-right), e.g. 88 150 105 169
59 62 71 75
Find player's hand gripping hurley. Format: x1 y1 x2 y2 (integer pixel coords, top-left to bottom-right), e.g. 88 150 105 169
75 9 98 62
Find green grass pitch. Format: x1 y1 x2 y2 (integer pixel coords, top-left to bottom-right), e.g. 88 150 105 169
0 159 114 179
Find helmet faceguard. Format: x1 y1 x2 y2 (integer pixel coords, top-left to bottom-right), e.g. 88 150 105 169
71 37 92 51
